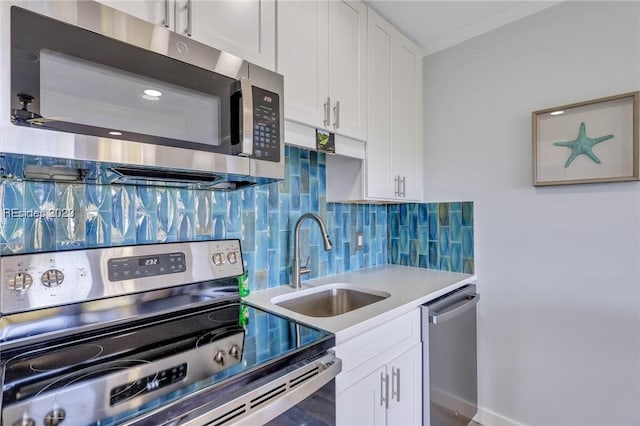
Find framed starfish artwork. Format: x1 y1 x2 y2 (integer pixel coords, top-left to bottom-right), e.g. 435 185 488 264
532 91 639 186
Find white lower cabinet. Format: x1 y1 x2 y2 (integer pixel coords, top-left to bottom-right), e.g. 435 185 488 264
336 309 422 425
386 344 423 425
337 365 386 425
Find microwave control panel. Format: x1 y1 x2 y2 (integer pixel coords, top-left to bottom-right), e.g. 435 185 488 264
252 87 280 162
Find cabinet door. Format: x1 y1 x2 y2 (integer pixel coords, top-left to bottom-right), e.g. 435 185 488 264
94 0 169 26
365 9 394 199
328 0 367 141
387 343 423 426
391 33 422 201
178 0 276 70
277 0 328 129
337 365 387 426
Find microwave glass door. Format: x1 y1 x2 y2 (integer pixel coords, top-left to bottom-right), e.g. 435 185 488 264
40 50 221 147
11 6 239 154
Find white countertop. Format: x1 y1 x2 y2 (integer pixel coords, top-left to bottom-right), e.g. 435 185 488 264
244 265 476 344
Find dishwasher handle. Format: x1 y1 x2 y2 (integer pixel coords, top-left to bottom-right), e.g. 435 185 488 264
429 293 479 324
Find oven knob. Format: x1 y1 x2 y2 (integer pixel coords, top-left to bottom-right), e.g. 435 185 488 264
8 272 33 292
227 251 238 264
212 253 225 266
12 417 35 426
229 344 241 359
43 408 66 426
41 269 64 287
213 350 225 365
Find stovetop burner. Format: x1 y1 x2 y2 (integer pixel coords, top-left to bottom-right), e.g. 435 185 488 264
29 344 104 373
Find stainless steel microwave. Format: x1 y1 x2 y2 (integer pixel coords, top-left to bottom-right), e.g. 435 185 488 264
0 1 284 188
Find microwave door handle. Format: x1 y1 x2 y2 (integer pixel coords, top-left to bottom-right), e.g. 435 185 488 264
240 78 254 157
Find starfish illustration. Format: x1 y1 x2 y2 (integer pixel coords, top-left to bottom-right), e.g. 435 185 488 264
553 122 613 168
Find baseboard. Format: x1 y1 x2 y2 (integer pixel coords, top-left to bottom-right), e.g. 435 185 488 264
431 387 477 420
474 406 524 426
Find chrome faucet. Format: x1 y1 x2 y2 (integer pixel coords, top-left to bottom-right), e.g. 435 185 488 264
292 213 333 290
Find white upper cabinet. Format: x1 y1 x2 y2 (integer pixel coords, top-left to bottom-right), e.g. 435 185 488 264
390 28 422 201
95 0 276 70
364 7 422 202
277 0 367 141
326 7 423 203
277 1 329 130
327 1 367 140
365 11 394 199
186 0 275 70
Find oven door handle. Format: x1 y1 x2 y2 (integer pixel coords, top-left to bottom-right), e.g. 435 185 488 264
239 78 254 157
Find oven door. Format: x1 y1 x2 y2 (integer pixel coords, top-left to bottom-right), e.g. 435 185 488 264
124 352 341 426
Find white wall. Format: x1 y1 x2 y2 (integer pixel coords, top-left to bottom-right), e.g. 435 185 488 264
423 2 640 426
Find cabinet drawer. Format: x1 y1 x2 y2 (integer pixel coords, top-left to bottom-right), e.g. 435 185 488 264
335 309 420 375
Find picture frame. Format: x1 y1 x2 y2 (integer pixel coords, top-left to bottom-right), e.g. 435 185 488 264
532 91 639 186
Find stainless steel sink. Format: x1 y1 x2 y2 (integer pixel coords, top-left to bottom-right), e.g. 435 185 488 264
273 284 390 317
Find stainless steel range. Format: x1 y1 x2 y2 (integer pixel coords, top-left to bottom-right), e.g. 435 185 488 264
0 241 339 426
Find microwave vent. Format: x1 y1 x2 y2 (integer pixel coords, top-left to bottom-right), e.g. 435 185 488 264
23 164 86 182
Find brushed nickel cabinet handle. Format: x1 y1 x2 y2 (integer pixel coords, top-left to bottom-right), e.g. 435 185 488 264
380 371 389 409
186 0 192 36
333 101 340 129
401 176 406 198
391 367 400 402
163 0 170 27
323 97 330 127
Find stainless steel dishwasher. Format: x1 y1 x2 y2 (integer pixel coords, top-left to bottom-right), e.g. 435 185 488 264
422 284 479 426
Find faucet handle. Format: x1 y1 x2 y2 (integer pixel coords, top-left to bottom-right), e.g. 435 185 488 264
300 256 311 276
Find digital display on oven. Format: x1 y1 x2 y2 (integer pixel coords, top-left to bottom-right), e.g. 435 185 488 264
108 252 186 281
138 256 159 267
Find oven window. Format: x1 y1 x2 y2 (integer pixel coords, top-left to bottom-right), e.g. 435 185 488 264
40 50 221 147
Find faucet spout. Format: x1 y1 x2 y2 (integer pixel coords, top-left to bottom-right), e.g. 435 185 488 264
292 213 332 290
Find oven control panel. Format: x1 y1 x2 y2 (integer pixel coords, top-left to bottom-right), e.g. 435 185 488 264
108 252 187 282
110 363 188 406
0 240 243 315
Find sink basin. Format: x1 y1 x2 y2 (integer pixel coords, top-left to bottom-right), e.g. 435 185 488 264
272 283 390 317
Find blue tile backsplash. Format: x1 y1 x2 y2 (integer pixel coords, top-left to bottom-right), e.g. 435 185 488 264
0 146 474 289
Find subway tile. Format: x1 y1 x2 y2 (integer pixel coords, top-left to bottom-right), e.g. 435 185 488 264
462 202 474 226
450 211 462 242
300 160 310 193
438 204 450 226
428 212 438 240
194 190 212 239
56 183 86 249
267 183 279 212
451 243 462 273
241 212 256 251
267 212 279 250
418 204 428 223
256 191 268 232
462 226 474 258
242 186 255 211
289 176 300 211
409 240 418 266
439 226 451 256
